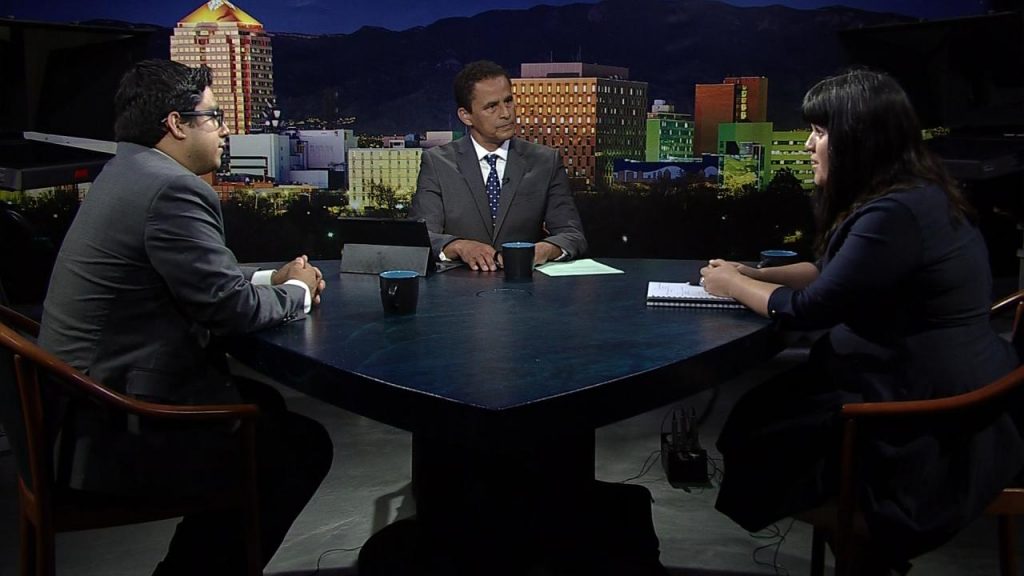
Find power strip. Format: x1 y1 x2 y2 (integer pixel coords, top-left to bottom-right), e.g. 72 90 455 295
660 433 710 488
660 407 711 488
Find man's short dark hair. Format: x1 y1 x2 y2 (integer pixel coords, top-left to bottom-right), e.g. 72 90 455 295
114 59 214 147
454 60 510 112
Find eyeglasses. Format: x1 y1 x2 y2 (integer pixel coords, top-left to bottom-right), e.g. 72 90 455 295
177 109 226 129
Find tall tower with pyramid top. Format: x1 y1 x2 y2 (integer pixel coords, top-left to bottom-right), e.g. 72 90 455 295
170 0 274 134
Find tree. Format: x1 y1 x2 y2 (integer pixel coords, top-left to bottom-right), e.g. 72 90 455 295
366 182 410 218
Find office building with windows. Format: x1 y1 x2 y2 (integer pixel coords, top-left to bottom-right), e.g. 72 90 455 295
645 100 694 161
768 129 814 189
347 146 422 211
694 76 768 156
716 123 813 191
512 63 647 189
171 1 274 134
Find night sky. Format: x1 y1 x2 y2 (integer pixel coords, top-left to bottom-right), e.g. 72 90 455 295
3 0 993 35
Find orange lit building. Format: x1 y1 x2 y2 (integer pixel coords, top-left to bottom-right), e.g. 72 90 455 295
725 76 768 124
694 76 768 155
171 1 274 134
512 63 647 189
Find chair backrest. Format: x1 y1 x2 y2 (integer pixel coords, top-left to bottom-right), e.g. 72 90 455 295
991 289 1024 359
1010 299 1024 360
826 290 1024 574
0 312 48 495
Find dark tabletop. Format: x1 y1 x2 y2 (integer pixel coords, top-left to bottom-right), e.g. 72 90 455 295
230 258 782 433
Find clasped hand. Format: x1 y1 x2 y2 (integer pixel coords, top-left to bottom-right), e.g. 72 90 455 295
272 255 326 305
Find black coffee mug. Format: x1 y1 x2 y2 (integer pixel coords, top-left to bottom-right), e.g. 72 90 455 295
758 249 800 268
379 270 419 314
500 242 535 281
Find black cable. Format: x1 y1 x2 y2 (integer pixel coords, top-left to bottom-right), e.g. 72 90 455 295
694 385 720 427
750 518 795 575
706 453 724 485
659 405 675 437
310 545 363 576
618 448 662 483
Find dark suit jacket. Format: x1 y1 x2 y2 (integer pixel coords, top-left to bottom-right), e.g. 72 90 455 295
409 136 587 258
39 143 305 405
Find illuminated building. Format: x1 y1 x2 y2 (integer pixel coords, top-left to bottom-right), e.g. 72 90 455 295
694 76 768 155
512 63 648 189
227 133 291 182
347 146 422 211
717 123 813 191
724 76 768 124
171 1 274 134
768 129 814 189
645 100 693 161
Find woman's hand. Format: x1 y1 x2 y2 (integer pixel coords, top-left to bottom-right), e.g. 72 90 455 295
699 258 784 318
700 259 744 297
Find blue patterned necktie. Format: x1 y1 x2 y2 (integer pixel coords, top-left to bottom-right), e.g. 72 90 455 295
484 154 501 220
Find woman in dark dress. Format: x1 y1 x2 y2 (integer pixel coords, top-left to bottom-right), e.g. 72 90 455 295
700 69 1023 568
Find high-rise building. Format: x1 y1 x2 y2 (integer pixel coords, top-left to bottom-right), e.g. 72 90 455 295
347 147 422 211
718 121 773 191
768 129 814 189
226 133 292 182
512 63 647 189
171 1 275 135
645 100 694 161
694 76 768 156
716 123 813 191
724 76 768 124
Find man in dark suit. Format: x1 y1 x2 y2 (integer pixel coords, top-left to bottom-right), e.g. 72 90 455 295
410 60 587 271
38 60 332 575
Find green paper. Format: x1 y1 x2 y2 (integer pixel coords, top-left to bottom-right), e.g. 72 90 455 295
536 259 625 277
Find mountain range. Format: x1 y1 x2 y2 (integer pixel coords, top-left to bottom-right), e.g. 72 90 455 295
266 0 910 133
86 0 911 134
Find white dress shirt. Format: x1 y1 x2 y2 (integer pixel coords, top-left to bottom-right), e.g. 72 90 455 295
470 136 510 184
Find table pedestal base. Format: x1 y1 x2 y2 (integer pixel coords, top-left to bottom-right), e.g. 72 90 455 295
358 428 667 575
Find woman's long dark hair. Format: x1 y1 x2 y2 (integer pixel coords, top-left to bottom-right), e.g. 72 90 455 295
801 69 974 254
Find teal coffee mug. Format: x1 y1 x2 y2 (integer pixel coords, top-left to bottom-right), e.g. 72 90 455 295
500 242 535 281
758 250 800 268
379 270 419 314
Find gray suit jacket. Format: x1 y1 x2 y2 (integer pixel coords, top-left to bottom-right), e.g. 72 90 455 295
39 143 305 405
409 136 587 258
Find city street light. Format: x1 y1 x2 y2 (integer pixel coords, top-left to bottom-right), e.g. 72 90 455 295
264 103 282 133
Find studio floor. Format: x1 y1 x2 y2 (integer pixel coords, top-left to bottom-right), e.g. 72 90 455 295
1 347 1019 575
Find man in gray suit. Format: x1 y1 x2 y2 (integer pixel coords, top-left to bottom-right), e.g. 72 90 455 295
410 60 587 271
39 60 332 575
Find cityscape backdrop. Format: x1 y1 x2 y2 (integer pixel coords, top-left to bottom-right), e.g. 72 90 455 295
1 0 1021 306
3 0 996 34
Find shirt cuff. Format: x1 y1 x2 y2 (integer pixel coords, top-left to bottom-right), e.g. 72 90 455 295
555 249 569 262
438 250 450 262
251 269 274 285
283 279 313 313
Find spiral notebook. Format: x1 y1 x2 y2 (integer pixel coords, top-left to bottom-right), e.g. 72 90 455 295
646 282 745 309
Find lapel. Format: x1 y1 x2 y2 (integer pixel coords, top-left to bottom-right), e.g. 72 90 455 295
494 138 525 240
455 137 494 233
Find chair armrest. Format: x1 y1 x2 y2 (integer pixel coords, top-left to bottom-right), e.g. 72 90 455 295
841 364 1024 419
2 323 259 423
991 289 1024 316
0 305 41 338
40 359 260 423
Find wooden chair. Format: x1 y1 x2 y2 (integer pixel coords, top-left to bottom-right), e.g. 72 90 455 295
810 290 1024 576
0 306 263 576
0 305 40 338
